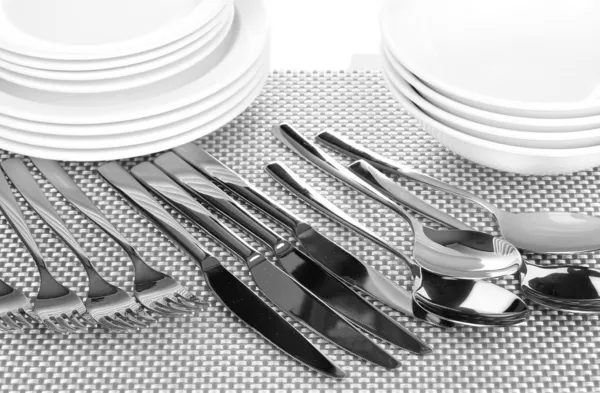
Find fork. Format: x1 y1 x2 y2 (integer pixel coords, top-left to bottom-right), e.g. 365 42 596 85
31 158 204 316
0 278 37 333
0 168 87 334
2 158 154 331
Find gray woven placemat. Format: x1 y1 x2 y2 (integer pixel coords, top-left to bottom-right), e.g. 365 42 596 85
0 70 598 393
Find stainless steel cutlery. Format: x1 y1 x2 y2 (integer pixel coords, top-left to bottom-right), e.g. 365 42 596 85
31 158 204 317
348 159 600 313
269 123 522 280
0 278 36 332
2 158 154 331
317 130 600 255
97 162 346 379
130 161 402 369
172 142 453 328
0 168 87 334
265 161 530 327
153 151 431 354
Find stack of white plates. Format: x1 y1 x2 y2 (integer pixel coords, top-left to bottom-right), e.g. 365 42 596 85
381 0 600 175
0 0 270 161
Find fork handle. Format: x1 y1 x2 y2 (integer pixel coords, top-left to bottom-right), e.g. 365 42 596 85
0 169 53 276
1 159 99 277
31 158 139 257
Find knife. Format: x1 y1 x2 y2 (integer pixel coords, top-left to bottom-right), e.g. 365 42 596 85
172 142 454 328
97 162 346 379
130 162 400 370
153 152 431 355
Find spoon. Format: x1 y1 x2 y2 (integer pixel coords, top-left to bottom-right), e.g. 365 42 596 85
346 157 600 313
318 130 600 255
270 123 522 280
265 161 530 327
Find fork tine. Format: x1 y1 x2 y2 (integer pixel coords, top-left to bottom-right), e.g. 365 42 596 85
152 301 187 315
56 316 80 333
97 317 129 331
135 308 156 324
9 312 34 329
164 297 197 313
0 318 18 332
118 312 147 329
1 314 23 331
67 312 88 330
43 319 70 334
21 309 40 325
181 292 205 306
110 315 138 331
174 294 205 311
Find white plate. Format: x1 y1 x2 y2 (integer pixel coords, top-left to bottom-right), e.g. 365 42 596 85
0 48 266 136
383 49 600 149
0 0 226 60
3 53 268 149
382 67 600 175
0 11 233 94
384 45 600 133
0 0 231 71
0 67 268 161
0 0 268 124
0 5 232 81
381 0 600 118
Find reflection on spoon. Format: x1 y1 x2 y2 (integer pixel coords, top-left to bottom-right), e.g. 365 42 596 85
317 129 600 254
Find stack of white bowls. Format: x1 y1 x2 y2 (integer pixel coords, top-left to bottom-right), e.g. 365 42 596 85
381 0 600 175
0 0 270 161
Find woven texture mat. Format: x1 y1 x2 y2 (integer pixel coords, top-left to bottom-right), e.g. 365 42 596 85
0 71 598 393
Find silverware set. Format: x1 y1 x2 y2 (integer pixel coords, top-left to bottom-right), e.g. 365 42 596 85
0 122 597 377
0 158 203 334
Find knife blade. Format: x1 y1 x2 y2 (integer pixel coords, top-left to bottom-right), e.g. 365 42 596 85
153 152 431 355
96 162 346 379
172 142 454 328
130 162 400 370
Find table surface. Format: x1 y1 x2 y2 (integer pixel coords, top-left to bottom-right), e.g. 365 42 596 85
0 71 598 393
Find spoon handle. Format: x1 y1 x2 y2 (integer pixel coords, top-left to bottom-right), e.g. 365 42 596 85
265 162 418 273
316 130 499 215
348 160 472 230
270 124 423 231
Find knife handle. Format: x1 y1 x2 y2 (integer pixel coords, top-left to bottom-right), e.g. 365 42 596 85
97 162 215 268
265 162 417 271
173 143 305 232
270 124 422 230
130 162 260 265
154 152 282 248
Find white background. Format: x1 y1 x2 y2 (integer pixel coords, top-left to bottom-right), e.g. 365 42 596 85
264 0 383 70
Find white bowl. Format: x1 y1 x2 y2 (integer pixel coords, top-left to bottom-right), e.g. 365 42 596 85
381 0 600 118
384 45 600 133
383 49 600 149
382 66 600 175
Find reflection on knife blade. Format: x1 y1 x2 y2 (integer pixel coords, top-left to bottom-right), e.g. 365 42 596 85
153 152 431 355
97 162 346 379
130 162 400 370
173 142 454 329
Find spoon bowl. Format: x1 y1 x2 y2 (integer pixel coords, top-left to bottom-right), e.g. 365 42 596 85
317 130 600 255
496 211 600 254
266 161 530 327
